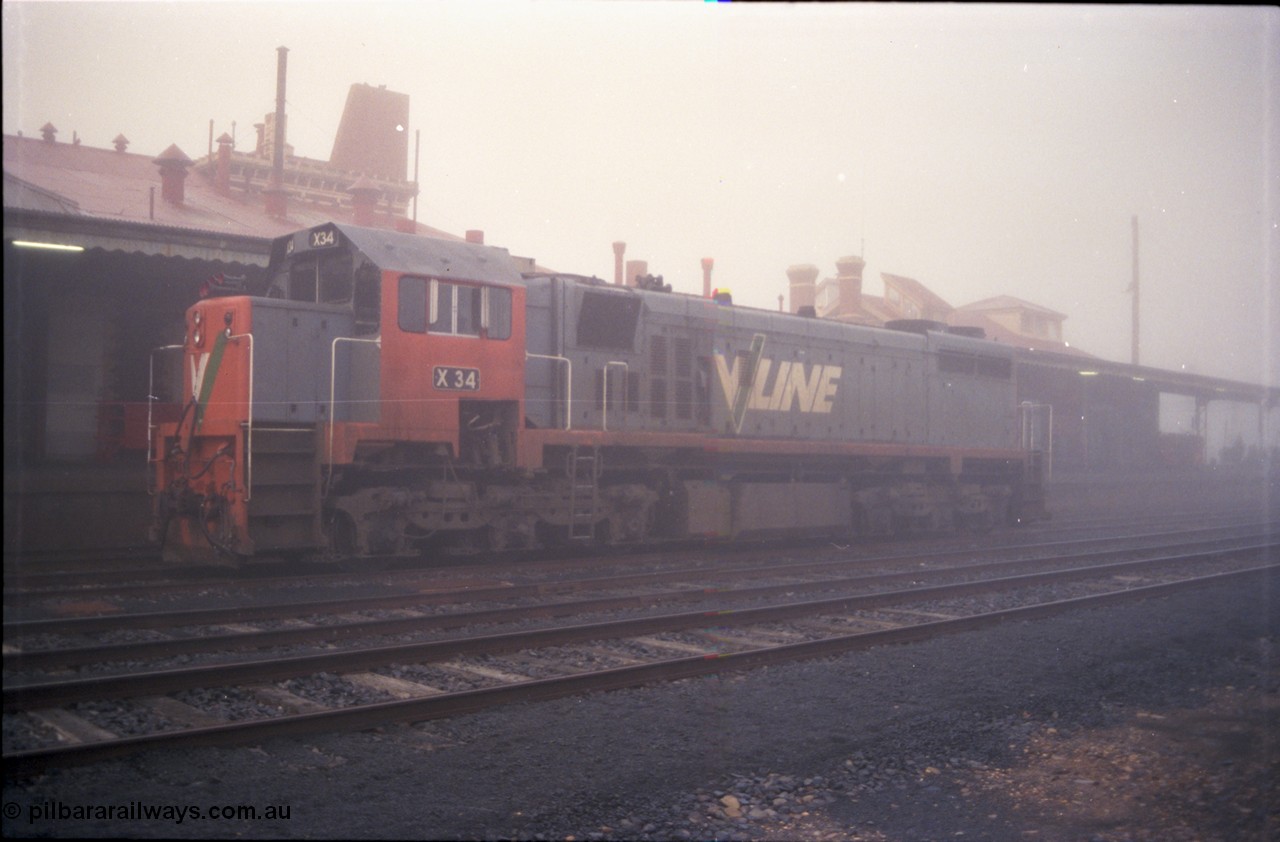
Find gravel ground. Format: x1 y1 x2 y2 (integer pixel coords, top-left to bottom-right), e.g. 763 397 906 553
3 564 1276 840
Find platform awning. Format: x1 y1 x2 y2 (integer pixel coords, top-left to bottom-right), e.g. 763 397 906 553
5 208 272 266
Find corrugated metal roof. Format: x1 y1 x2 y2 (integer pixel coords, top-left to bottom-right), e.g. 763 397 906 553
881 272 955 314
4 171 82 214
957 294 1066 318
6 207 272 265
3 133 460 258
949 311 1094 357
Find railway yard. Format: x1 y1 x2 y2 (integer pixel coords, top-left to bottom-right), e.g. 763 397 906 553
3 473 1277 840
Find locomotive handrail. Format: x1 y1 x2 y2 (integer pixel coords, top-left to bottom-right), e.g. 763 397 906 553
602 361 629 431
146 344 186 495
1019 400 1054 480
228 333 254 502
328 336 382 488
526 352 572 430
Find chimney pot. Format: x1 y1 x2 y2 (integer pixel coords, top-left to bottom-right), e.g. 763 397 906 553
153 143 194 205
612 241 626 286
835 255 866 316
701 257 714 298
466 230 485 244
347 176 381 227
215 133 234 194
786 264 819 314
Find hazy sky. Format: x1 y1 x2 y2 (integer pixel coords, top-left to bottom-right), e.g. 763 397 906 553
4 2 1278 386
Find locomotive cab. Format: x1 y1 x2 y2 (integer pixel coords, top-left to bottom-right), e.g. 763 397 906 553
152 222 527 564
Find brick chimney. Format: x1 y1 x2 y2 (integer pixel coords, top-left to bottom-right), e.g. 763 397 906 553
215 133 234 194
264 46 290 219
466 230 485 244
625 260 648 288
347 176 381 227
835 255 865 316
612 241 626 286
153 144 193 204
786 264 819 314
701 258 714 298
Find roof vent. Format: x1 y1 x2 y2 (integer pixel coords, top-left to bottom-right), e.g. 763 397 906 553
153 144 194 204
215 133 234 193
40 123 57 143
113 134 129 153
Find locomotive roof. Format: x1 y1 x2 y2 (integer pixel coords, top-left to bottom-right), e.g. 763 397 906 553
273 222 525 286
538 273 1014 358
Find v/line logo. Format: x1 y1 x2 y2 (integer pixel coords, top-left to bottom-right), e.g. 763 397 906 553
189 353 210 401
188 329 229 428
713 335 842 433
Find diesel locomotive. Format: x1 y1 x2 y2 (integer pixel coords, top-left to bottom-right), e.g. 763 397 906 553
151 222 1047 566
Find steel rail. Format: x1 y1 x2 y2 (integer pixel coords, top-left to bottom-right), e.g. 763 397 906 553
4 531 1272 638
5 513 1270 599
6 546 1273 712
5 537 1275 674
4 563 1273 779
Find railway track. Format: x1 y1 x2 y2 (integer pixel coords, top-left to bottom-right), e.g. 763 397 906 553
3 501 1268 596
4 533 1274 777
3 529 1269 672
4 509 1272 611
3 525 1272 665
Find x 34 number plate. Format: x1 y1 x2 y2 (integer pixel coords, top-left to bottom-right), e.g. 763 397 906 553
433 366 481 391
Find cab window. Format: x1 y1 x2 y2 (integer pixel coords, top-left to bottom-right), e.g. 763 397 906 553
400 278 511 339
285 252 353 303
487 287 512 340
398 277 427 333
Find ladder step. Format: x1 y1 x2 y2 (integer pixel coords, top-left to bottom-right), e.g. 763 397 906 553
568 449 598 541
247 425 322 550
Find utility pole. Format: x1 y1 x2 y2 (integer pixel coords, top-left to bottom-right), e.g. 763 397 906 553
1130 215 1140 366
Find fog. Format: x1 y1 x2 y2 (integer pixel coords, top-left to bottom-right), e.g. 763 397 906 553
4 2 1277 386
